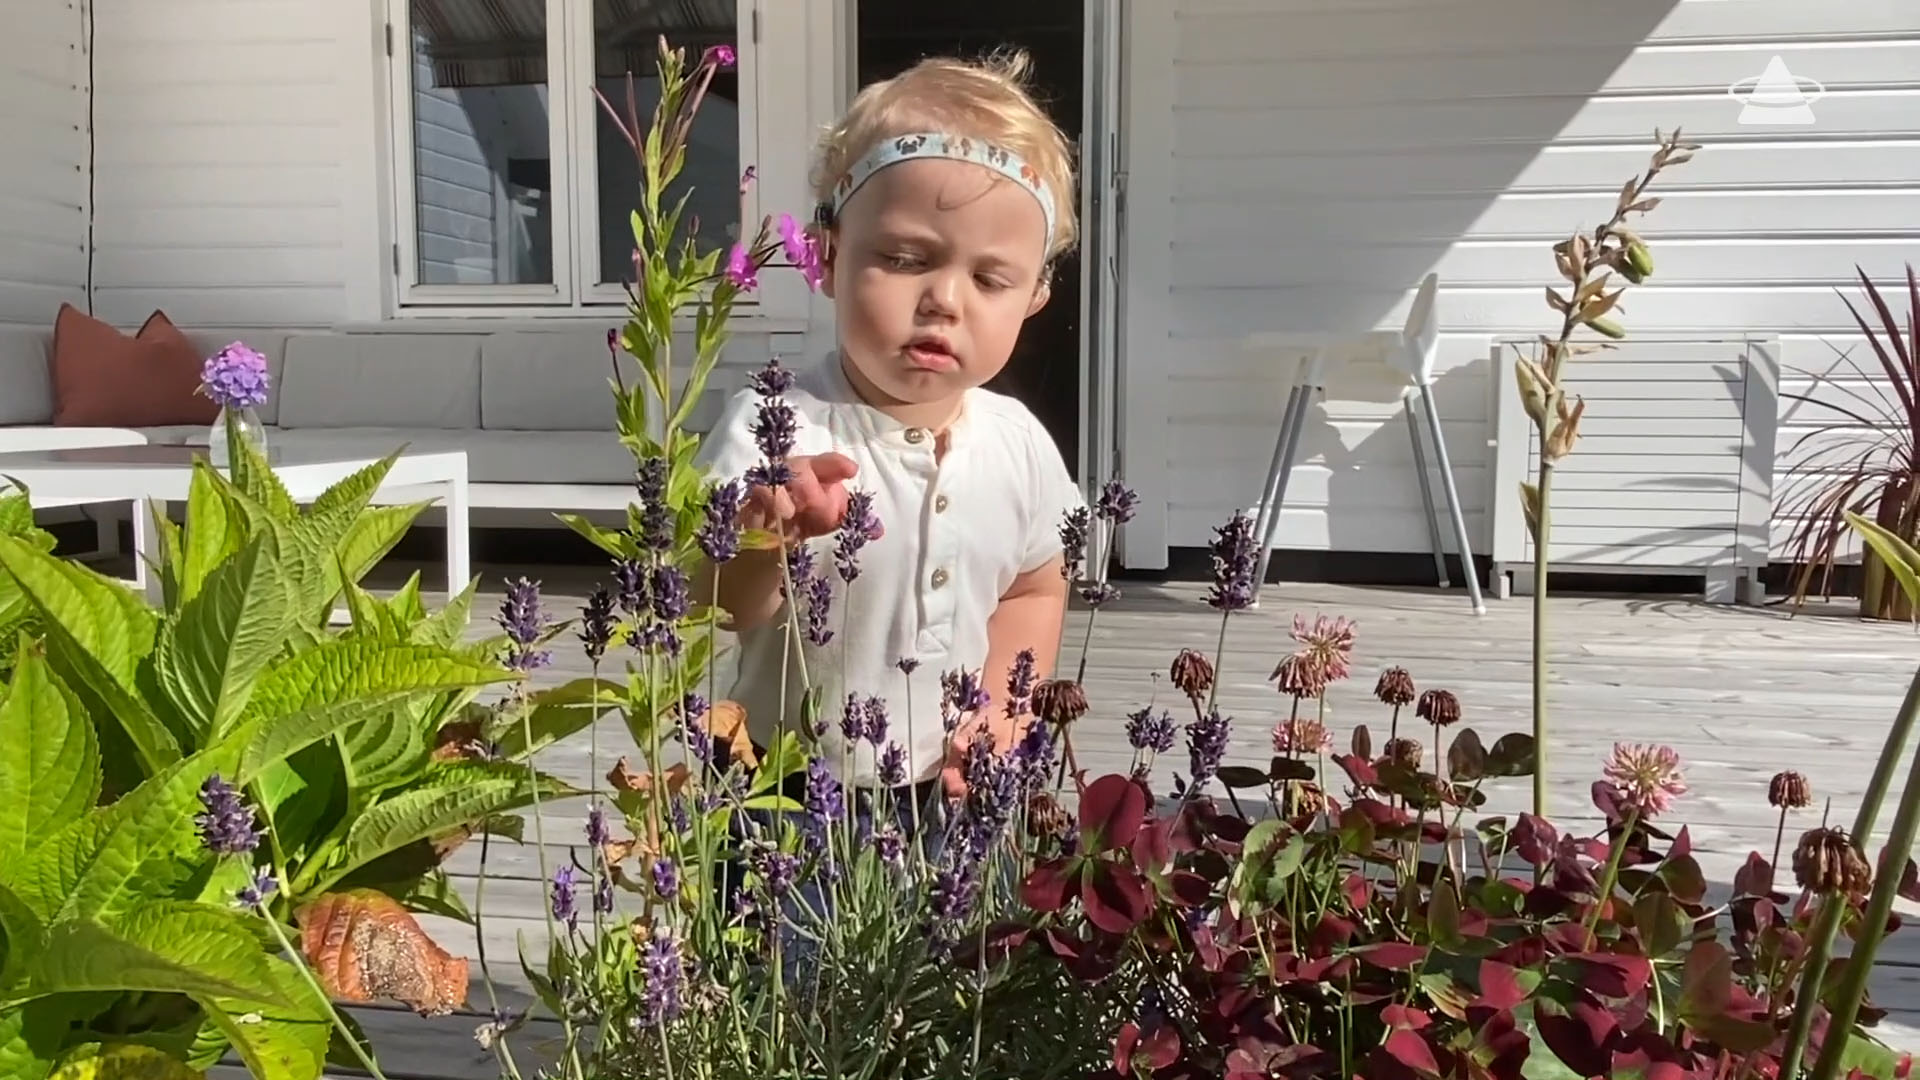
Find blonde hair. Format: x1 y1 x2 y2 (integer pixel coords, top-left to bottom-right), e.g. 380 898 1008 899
811 49 1079 261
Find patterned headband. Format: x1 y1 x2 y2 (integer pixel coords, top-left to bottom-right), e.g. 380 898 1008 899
816 131 1057 250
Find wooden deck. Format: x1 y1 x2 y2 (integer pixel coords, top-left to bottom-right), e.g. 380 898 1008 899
248 567 1920 1078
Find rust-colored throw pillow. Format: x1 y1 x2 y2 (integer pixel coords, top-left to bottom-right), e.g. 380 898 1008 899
49 303 219 427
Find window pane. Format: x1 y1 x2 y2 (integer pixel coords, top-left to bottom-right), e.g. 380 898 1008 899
407 0 554 286
594 2 741 285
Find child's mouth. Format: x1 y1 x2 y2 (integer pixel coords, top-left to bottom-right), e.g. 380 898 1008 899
905 342 957 372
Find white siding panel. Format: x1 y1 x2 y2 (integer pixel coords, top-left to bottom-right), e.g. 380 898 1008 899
91 0 353 327
0 2 88 324
1155 0 1920 560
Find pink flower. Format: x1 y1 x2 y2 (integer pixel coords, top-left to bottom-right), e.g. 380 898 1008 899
1601 742 1687 819
704 44 736 70
1271 716 1332 756
1289 613 1356 686
777 213 824 292
723 243 757 290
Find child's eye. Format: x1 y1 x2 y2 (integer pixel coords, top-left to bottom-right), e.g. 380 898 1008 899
975 274 1010 292
882 252 923 271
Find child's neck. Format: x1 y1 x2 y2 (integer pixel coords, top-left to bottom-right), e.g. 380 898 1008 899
838 352 966 434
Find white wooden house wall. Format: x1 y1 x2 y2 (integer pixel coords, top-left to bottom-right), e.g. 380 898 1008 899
0 1 88 324
1118 0 1920 573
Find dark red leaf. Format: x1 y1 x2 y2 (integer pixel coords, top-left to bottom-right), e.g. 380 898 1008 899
1383 1004 1432 1030
1610 1048 1690 1080
1670 824 1693 859
1572 952 1653 998
1733 851 1781 900
1080 772 1148 852
1344 871 1372 909
1421 820 1450 845
1131 818 1172 873
1210 813 1252 844
1351 797 1410 828
1358 942 1428 971
1492 936 1547 970
1383 1029 1442 1078
1536 997 1619 1077
1083 863 1152 934
1680 941 1734 1019
1020 862 1076 913
1165 870 1211 907
1478 960 1532 1009
1512 814 1559 866
1895 852 1920 903
1112 1021 1141 1076
1044 927 1085 962
1335 752 1379 789
1469 1006 1531 1078
1592 779 1626 820
1660 853 1707 904
1314 912 1359 951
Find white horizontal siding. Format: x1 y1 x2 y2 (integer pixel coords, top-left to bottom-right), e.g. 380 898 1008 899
91 0 351 326
1772 330 1909 565
1156 0 1920 560
0 1 88 324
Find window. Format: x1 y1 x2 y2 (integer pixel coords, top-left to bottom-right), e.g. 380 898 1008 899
386 0 808 317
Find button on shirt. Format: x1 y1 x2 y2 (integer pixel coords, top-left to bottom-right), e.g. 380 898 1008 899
695 352 1084 786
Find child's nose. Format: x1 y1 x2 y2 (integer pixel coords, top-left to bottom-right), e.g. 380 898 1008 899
917 271 961 317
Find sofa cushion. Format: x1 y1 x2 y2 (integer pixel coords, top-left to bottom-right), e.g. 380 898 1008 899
262 427 636 485
480 330 638 431
49 305 218 427
184 330 290 426
277 334 481 430
0 325 53 425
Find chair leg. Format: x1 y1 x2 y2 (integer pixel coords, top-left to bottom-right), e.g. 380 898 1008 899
1403 396 1450 587
1250 383 1308 606
1415 383 1487 615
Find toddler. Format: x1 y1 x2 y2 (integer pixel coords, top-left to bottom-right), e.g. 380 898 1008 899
695 50 1084 801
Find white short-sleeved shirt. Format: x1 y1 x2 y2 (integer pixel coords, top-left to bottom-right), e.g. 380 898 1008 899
695 351 1084 786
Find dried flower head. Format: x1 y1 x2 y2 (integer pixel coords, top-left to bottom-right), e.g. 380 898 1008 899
1271 715 1333 756
1170 649 1215 702
1289 613 1356 686
1374 666 1416 707
1271 653 1325 700
1026 791 1071 839
1288 781 1328 822
1601 742 1688 820
1793 826 1872 897
1769 770 1812 811
1383 737 1423 771
1031 679 1089 728
1415 688 1460 728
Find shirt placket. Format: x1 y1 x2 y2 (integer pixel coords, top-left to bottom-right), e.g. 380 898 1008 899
908 425 963 657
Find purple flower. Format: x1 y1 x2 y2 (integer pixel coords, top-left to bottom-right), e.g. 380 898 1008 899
636 457 672 551
1011 723 1056 792
804 574 834 647
1205 511 1259 613
1081 582 1120 608
862 695 890 745
498 577 551 671
724 243 757 290
551 865 579 929
834 490 881 582
749 358 795 397
1004 648 1037 719
613 559 646 615
234 869 277 911
1185 708 1232 790
579 588 615 662
874 828 905 866
200 342 271 411
805 758 844 828
897 657 920 675
638 926 684 1027
669 796 692 834
651 857 680 900
750 399 797 465
959 741 1019 858
1096 480 1138 525
650 565 690 623
778 213 825 292
1126 707 1177 754
697 479 745 562
839 693 868 743
703 43 736 69
195 775 261 855
1059 506 1091 581
754 848 801 897
878 743 908 787
594 871 614 915
941 669 990 732
930 862 979 940
586 805 609 848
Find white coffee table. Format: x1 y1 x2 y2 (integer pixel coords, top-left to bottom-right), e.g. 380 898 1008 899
0 444 470 604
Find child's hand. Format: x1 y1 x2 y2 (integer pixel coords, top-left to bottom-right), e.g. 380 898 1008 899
743 452 869 544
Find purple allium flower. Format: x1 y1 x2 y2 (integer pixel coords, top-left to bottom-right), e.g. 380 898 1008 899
930 862 979 940
586 804 609 848
724 243 757 290
754 848 801 897
749 358 795 397
1205 511 1259 613
651 857 680 900
805 757 844 827
834 490 881 582
638 925 684 1026
703 43 736 69
1126 707 1178 754
897 657 920 675
551 865 579 929
613 559 646 615
635 457 672 552
650 565 690 623
1096 480 1138 525
498 577 551 671
804 574 834 647
195 775 261 855
1059 505 1091 581
594 871 614 915
1185 708 1232 789
579 587 615 663
778 212 824 292
697 479 745 562
200 342 272 411
878 743 908 787
234 869 277 911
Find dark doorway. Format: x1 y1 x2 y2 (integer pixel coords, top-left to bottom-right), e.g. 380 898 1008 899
854 0 1085 481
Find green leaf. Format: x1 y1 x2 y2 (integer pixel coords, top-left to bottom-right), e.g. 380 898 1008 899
556 513 639 562
20 901 286 1008
1846 511 1920 614
155 535 297 740
332 504 426 593
181 464 249 605
1428 878 1463 949
310 451 399 521
0 537 176 773
46 1042 206 1080
0 881 47 989
336 704 432 795
241 639 512 728
410 577 478 650
321 761 576 891
0 490 33 536
1836 1031 1908 1080
0 998 73 1080
227 426 297 524
197 957 331 1080
492 678 619 761
0 640 100 870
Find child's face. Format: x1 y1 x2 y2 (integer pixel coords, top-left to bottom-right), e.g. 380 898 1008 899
822 156 1052 409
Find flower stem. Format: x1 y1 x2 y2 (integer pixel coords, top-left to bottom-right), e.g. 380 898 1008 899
1531 459 1554 820
1583 808 1638 949
260 912 390 1080
1772 805 1788 877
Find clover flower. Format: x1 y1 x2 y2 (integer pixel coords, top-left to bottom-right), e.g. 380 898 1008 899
1289 613 1355 686
1032 679 1088 729
1769 770 1812 810
697 479 745 562
1383 737 1423 771
834 490 881 582
200 342 272 411
1601 742 1688 820
1126 707 1178 754
579 587 616 662
1416 688 1460 728
1206 512 1258 612
196 775 261 855
1271 654 1324 700
497 577 551 671
1271 715 1332 756
1793 827 1872 897
1185 708 1231 789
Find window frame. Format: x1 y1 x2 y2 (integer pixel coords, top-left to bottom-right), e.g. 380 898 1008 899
383 0 804 320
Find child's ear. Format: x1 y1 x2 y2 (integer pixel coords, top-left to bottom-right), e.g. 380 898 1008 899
1025 277 1052 317
815 225 838 299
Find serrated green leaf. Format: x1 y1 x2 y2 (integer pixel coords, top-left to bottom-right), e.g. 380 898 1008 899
311 451 400 521
226 423 296 523
239 639 510 734
337 704 431 795
47 1042 206 1080
156 535 297 740
0 491 32 537
21 901 285 1008
556 513 639 561
410 577 478 650
197 957 331 1080
334 504 426 591
0 881 46 989
319 761 576 892
0 537 176 775
0 641 100 870
147 505 185 613
181 464 249 605
492 678 619 761
0 998 72 1080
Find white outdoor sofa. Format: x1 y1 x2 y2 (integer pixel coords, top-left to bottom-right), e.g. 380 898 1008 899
0 322 760 536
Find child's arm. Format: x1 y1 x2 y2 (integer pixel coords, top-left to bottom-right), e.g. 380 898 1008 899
943 554 1069 794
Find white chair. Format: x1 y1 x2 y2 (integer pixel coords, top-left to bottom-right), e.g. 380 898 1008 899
1243 273 1485 615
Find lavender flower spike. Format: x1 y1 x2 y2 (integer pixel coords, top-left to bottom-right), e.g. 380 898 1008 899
200 342 272 411
234 869 278 911
638 925 685 1027
1205 511 1259 613
497 577 551 672
1185 708 1232 790
550 865 579 929
834 490 882 582
697 479 745 563
1096 479 1139 524
578 587 615 662
196 775 261 855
